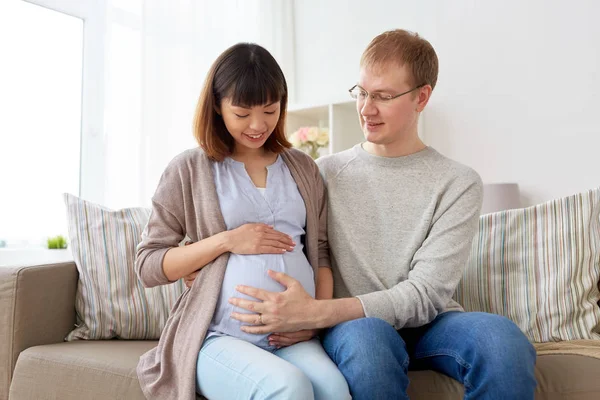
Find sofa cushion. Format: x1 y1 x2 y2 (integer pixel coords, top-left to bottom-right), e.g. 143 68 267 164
533 354 600 399
8 341 208 400
9 341 600 400
9 341 153 400
454 187 600 342
0 263 77 400
63 194 185 341
407 351 600 399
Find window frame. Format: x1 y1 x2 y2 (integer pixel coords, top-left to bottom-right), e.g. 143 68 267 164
24 0 107 204
0 0 106 255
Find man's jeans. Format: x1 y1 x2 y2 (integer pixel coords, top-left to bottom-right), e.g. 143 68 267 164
322 311 537 400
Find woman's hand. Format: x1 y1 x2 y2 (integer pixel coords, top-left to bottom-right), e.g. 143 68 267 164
226 223 295 255
184 269 199 289
268 329 319 348
182 224 294 288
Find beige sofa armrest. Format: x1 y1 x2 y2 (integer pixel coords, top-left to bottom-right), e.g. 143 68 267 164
0 261 78 400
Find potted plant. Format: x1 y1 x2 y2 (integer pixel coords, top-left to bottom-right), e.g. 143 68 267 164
47 235 68 249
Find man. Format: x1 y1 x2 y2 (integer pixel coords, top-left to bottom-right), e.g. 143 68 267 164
226 29 537 399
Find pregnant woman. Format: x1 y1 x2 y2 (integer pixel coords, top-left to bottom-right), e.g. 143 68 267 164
135 43 350 400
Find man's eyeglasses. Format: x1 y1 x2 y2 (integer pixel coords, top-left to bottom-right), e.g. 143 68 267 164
348 84 425 104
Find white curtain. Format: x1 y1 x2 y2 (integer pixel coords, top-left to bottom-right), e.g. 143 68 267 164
102 0 296 209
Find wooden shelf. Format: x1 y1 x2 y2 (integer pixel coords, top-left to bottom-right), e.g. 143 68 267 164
286 100 363 155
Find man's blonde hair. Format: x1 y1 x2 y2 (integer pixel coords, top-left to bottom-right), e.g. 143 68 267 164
361 29 438 90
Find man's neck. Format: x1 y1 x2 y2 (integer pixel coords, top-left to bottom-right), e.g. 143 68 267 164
362 136 426 158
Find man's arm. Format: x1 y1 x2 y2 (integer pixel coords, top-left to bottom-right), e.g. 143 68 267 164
231 171 482 333
357 171 483 328
230 269 365 334
313 296 365 328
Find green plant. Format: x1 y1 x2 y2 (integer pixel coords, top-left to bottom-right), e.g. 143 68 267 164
47 235 68 249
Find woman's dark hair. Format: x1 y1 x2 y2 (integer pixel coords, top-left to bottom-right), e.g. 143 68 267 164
193 43 291 160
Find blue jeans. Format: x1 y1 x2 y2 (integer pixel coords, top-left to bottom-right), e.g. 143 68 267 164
322 312 537 400
196 335 351 400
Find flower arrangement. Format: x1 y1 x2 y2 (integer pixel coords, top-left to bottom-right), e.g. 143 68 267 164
288 126 329 159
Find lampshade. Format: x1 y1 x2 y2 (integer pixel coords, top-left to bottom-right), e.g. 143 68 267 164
481 183 521 214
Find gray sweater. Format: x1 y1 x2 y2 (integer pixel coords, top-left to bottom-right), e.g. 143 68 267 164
317 144 483 329
135 147 329 400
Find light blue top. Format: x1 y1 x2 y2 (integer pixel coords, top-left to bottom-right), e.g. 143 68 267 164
207 155 316 350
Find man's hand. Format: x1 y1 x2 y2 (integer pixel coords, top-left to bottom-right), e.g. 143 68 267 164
229 270 318 334
268 329 318 348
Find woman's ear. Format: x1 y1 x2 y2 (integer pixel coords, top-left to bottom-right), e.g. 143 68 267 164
214 103 221 115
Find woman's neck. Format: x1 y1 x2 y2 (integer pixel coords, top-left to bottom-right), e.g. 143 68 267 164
231 146 273 164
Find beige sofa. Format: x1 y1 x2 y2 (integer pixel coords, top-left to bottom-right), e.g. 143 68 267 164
2 260 600 400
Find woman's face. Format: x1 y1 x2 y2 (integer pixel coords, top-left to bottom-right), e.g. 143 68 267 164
218 98 281 153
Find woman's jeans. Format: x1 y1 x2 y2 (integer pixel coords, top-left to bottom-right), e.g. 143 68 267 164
196 335 351 400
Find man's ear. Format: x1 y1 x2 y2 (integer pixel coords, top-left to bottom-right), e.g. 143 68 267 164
416 85 433 112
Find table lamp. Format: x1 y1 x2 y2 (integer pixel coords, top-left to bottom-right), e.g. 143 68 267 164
481 183 521 214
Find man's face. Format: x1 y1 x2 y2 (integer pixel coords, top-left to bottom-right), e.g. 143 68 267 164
356 63 423 146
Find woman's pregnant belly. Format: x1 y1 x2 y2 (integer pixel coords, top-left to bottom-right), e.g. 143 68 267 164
208 247 315 351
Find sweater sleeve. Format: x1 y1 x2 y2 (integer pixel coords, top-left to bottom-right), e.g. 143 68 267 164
357 169 483 329
135 158 187 288
312 160 331 268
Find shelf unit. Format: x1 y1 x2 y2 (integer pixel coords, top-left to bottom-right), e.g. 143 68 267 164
286 100 364 156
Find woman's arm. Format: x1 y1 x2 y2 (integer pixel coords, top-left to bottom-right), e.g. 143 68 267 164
162 232 230 282
315 266 333 300
167 223 296 283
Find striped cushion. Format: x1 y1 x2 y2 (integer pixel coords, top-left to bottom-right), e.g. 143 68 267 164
64 193 185 340
454 187 600 343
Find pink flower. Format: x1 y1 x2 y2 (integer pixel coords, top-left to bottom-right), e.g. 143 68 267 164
297 127 308 142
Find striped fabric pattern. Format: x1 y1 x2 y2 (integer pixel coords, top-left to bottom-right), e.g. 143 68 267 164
64 193 185 340
454 187 600 343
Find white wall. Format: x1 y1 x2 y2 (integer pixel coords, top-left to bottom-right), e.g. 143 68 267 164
293 0 600 206
292 0 419 106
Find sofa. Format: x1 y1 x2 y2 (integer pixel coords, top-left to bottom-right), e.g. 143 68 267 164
3 186 600 399
2 259 600 400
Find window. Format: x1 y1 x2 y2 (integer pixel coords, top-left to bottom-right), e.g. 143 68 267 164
0 0 101 250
